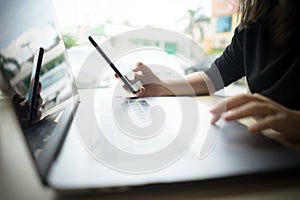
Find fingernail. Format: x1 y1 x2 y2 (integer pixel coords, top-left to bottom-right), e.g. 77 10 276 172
210 115 217 124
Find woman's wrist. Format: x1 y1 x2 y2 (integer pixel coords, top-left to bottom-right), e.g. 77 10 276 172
161 79 195 96
159 81 175 96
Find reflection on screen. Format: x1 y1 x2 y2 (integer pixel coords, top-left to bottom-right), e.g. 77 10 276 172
0 0 78 160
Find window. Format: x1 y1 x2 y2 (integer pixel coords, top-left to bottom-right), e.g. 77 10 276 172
216 16 232 33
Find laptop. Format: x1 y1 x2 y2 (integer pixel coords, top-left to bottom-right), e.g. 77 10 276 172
1 0 300 194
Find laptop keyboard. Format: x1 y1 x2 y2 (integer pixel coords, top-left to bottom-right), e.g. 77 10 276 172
114 98 152 128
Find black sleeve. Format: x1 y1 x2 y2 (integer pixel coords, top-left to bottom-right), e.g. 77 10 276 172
205 27 245 91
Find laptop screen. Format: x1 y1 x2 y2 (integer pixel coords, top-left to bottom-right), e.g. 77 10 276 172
0 0 79 183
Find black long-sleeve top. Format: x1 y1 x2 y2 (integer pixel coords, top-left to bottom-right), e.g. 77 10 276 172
205 25 300 110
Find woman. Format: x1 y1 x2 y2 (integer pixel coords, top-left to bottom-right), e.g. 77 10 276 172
120 0 300 141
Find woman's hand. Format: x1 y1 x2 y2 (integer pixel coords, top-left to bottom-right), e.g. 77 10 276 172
210 93 300 142
11 82 43 130
115 62 172 97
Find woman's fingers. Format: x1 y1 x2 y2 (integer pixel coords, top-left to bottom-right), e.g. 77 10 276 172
224 101 276 121
211 94 260 114
132 62 150 74
36 93 43 108
35 110 42 121
22 101 30 110
134 73 143 80
139 87 145 97
121 80 145 98
210 112 224 124
38 82 42 94
117 62 162 97
209 93 292 136
210 93 265 123
12 93 25 104
248 115 278 133
131 86 145 98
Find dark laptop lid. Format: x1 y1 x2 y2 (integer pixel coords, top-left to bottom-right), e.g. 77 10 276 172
0 0 79 184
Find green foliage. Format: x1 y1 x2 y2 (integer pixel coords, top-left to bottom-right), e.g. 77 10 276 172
63 34 78 49
207 48 225 55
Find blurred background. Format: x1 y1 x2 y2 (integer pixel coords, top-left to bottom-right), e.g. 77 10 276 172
53 0 236 52
0 0 247 99
52 0 247 95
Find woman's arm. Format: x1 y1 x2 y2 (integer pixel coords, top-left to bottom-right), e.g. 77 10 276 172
130 62 214 97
